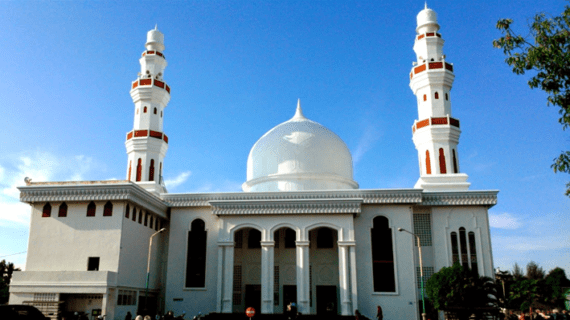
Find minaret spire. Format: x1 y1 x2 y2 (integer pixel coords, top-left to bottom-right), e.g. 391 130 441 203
409 6 470 191
125 27 171 194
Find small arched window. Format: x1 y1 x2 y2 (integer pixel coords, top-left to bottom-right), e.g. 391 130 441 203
103 201 113 216
186 219 207 288
144 106 148 113
154 107 157 114
425 150 432 175
450 232 459 264
42 203 52 218
149 216 154 229
434 92 439 99
144 212 148 226
87 201 96 217
58 202 68 217
371 216 396 292
125 204 130 219
161 111 163 118
438 148 447 174
445 93 449 101
128 161 132 181
136 109 139 115
138 210 143 224
316 228 334 248
149 159 155 181
136 158 142 182
423 94 427 102
132 207 137 221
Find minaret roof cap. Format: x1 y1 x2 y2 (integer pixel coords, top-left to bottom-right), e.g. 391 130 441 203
416 4 440 34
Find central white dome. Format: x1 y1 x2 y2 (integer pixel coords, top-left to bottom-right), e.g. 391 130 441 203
243 101 358 192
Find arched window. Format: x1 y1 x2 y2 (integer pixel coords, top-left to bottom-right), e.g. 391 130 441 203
161 111 163 118
459 227 468 268
138 210 143 224
445 93 449 101
316 228 334 248
285 229 296 248
144 106 147 113
144 212 148 226
136 158 142 182
58 202 68 217
425 150 432 174
149 216 154 229
154 107 157 114
452 149 458 173
149 159 155 181
136 109 139 115
186 219 207 288
438 148 447 174
125 204 130 218
434 92 439 99
423 94 427 102
103 201 113 216
371 216 396 292
132 207 137 221
248 229 261 249
468 232 478 275
234 230 244 249
450 232 459 264
128 161 132 181
42 203 52 218
87 201 96 217
160 162 163 179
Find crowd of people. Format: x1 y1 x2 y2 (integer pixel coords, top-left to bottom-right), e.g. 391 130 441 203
503 308 569 320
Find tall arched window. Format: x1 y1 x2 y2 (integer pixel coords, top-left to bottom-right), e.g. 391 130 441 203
434 92 439 99
103 201 113 216
125 204 130 218
423 94 427 101
154 107 157 114
445 93 449 100
425 150 432 174
186 219 207 288
136 158 142 182
132 207 137 221
144 106 147 113
87 201 96 217
149 216 154 229
468 232 478 275
452 149 458 173
42 203 52 218
371 216 396 292
438 148 447 174
128 161 132 181
138 210 143 224
459 227 468 268
450 232 459 264
149 159 155 181
58 202 68 217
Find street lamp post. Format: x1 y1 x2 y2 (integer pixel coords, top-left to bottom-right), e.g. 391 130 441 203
398 228 426 320
144 228 166 314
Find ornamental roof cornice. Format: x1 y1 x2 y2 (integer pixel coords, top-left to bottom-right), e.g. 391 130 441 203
209 198 363 215
18 181 168 217
162 189 424 207
420 191 499 207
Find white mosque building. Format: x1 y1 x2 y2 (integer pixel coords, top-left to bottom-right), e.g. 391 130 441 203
9 6 498 320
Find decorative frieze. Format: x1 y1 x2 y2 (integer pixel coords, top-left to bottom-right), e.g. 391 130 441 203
18 181 168 217
210 198 363 215
421 191 498 206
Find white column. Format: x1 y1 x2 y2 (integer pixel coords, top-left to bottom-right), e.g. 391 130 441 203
295 241 310 314
261 241 275 314
349 245 358 314
216 244 225 313
218 241 235 313
338 243 351 315
101 288 109 317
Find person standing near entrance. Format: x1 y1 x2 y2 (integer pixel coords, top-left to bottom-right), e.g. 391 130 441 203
376 305 383 320
125 312 132 320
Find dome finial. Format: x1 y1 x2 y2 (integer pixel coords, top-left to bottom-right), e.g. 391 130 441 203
292 99 306 120
155 24 158 30
425 1 428 9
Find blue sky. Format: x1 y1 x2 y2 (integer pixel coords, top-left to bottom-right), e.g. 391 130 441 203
1 1 568 276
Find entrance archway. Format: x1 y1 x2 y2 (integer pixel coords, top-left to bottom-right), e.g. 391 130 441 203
232 227 262 313
308 227 340 315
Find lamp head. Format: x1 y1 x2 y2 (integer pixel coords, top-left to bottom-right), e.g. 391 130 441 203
158 228 166 233
397 228 404 232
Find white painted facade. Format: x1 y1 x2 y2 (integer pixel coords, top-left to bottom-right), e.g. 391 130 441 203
10 6 498 320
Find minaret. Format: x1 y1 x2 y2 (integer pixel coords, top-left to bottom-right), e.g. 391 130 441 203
125 26 171 194
409 5 470 191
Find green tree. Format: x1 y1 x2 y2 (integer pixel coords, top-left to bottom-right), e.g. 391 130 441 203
426 264 498 320
0 259 21 304
544 267 570 308
526 261 546 280
493 5 570 196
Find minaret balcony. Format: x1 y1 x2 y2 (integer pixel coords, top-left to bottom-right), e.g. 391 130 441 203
409 61 453 80
416 32 441 40
132 78 171 94
126 130 168 143
412 115 460 134
142 50 166 59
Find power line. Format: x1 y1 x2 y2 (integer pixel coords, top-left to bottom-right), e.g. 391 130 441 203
0 251 27 259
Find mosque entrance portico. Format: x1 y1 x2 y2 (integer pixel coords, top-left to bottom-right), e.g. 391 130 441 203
214 206 359 316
